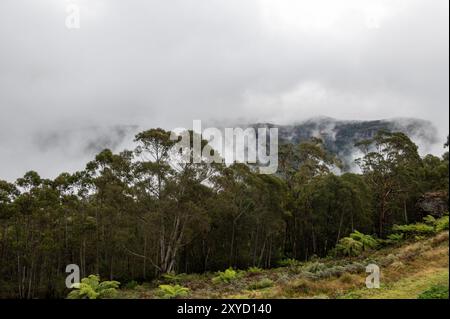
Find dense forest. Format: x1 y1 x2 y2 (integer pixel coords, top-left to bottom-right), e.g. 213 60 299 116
0 129 448 298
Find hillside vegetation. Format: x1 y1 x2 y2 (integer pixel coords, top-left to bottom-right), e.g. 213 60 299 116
1 129 448 298
116 231 448 299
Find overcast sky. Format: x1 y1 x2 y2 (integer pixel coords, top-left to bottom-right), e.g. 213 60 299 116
0 0 448 180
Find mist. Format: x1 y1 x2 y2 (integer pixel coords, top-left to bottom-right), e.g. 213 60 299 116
0 0 448 180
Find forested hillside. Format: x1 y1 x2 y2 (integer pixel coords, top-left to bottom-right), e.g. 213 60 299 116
115 230 449 299
248 117 438 170
0 129 448 298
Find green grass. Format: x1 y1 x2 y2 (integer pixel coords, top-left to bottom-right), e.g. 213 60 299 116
341 268 448 299
418 284 449 299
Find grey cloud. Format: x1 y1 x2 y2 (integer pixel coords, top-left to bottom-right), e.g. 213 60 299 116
0 0 448 180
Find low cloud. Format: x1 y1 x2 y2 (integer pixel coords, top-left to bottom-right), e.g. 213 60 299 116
0 0 448 180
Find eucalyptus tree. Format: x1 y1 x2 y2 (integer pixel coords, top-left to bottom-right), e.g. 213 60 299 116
356 131 422 236
84 149 135 279
279 138 341 259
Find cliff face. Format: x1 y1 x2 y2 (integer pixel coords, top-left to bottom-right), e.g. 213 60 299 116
417 192 449 218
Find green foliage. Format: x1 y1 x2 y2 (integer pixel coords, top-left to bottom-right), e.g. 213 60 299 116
420 214 449 233
277 258 301 267
247 278 274 290
247 267 263 274
157 284 190 299
123 280 139 290
423 215 436 225
386 233 404 243
162 272 187 284
356 131 423 237
67 275 120 299
212 268 238 284
349 230 378 250
1 129 448 298
334 230 378 257
303 262 327 273
417 285 449 299
385 214 448 245
379 233 405 246
335 237 363 257
435 215 449 232
316 266 346 279
392 223 435 238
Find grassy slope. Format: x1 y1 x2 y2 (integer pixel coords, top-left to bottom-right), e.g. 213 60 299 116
119 232 449 299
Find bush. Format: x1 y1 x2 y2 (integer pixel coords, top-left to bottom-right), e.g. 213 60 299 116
303 262 327 273
384 215 448 245
392 223 435 238
212 268 237 284
247 266 263 274
423 215 436 225
316 266 346 279
277 258 301 267
435 215 449 232
162 272 187 284
423 214 449 232
335 237 363 257
386 233 404 242
67 275 120 299
342 262 366 274
417 285 449 299
349 231 378 250
247 278 274 290
158 284 190 299
123 280 139 290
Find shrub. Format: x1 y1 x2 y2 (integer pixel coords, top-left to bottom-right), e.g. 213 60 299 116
162 272 187 284
435 215 449 232
212 268 237 284
303 262 327 274
158 284 190 299
67 275 120 299
423 215 436 225
316 266 346 279
417 285 449 299
277 258 301 267
247 266 263 274
392 223 435 238
423 214 449 232
386 233 404 242
342 262 366 274
335 237 363 257
248 278 274 290
349 231 378 250
123 280 139 290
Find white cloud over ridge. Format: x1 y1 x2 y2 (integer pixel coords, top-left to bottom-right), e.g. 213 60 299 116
0 0 448 180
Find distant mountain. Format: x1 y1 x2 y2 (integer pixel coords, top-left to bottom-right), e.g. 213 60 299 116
246 117 439 171
30 118 439 172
